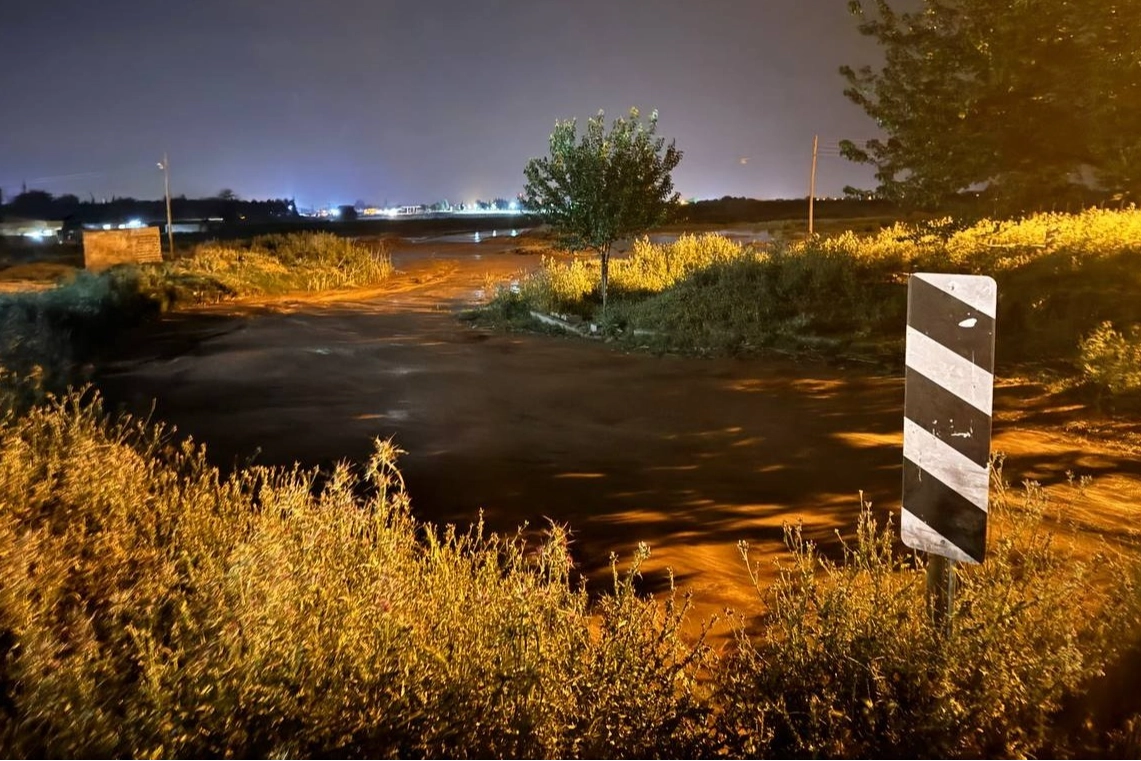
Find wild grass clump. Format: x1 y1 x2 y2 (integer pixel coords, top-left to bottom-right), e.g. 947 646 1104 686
714 479 1141 759
0 269 160 406
517 233 756 315
615 258 792 355
169 231 393 300
493 209 1141 385
0 392 708 758
771 208 1141 364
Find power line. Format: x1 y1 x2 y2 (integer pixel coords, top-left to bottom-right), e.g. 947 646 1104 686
0 161 157 191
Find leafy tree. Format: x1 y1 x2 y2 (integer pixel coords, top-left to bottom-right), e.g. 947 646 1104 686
523 107 682 308
840 0 1141 211
216 188 239 201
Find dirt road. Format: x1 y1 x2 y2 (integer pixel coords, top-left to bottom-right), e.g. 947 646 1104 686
97 239 1141 629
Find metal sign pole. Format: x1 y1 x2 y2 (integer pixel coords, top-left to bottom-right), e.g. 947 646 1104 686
926 554 956 636
808 134 818 236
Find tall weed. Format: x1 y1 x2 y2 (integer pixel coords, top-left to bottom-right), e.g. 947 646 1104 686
171 231 393 298
0 393 708 758
715 481 1141 758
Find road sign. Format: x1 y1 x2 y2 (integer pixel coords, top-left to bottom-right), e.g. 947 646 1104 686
902 273 997 564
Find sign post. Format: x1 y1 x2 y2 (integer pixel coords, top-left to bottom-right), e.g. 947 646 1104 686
901 273 997 633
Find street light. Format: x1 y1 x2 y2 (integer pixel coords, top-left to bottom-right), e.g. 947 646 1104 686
157 154 174 256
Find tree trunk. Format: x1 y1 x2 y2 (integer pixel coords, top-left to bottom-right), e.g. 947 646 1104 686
600 247 610 311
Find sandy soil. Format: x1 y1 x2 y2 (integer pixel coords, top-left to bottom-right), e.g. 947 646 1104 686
95 238 1141 633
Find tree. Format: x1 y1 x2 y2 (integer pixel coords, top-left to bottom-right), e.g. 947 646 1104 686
7 190 56 219
840 0 1141 211
523 107 682 308
216 188 239 201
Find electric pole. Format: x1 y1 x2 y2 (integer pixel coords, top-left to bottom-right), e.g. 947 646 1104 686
808 134 819 237
159 153 174 256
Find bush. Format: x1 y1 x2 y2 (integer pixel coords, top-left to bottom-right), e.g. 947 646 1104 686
1080 321 1141 396
714 482 1141 758
0 393 709 758
0 269 161 408
619 258 785 354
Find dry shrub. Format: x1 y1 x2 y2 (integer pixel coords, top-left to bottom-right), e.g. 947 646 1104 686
0 392 708 758
715 474 1141 758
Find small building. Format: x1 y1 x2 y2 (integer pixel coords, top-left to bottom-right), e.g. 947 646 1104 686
0 217 64 240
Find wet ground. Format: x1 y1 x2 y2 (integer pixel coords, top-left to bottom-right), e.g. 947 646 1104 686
96 237 1141 631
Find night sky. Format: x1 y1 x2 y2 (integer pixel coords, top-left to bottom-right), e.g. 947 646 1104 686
1 1 884 207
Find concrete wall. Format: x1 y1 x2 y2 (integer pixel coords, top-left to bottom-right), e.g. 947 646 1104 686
82 227 163 270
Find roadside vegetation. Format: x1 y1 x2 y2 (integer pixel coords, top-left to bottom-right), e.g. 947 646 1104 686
0 386 1138 757
486 209 1141 399
0 232 392 407
3 214 1139 755
1 213 1139 757
155 231 393 306
523 107 682 308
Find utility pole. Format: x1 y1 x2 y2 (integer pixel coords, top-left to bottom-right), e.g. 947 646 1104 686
808 134 819 237
158 153 174 256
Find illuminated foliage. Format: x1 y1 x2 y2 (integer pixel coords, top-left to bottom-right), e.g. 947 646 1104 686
841 1 1141 210
523 108 682 308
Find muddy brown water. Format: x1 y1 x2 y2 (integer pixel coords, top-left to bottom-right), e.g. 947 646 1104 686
97 239 1141 634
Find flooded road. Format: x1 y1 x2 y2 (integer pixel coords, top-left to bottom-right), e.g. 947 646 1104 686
97 238 1141 633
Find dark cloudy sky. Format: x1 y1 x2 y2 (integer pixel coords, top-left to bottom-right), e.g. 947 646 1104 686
1 0 885 207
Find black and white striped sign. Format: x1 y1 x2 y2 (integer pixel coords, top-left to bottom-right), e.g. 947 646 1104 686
902 273 997 564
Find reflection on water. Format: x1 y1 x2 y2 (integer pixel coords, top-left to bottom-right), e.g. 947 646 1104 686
413 228 768 247
412 228 525 244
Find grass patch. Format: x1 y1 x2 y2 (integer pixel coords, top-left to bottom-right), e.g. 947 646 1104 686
717 477 1141 758
168 232 393 301
0 233 394 407
490 209 1141 388
0 394 1138 757
0 269 163 408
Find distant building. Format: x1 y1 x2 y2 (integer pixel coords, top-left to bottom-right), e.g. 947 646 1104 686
0 217 63 239
76 217 223 235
